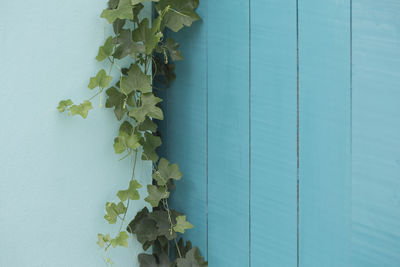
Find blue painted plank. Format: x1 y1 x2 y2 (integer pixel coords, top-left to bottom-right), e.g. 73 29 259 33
352 1 400 266
299 0 351 266
159 1 208 257
250 0 297 266
207 1 250 266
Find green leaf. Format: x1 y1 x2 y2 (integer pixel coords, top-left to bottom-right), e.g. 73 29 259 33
101 0 133 23
140 132 162 162
173 215 194 234
104 202 127 224
97 233 111 248
133 18 162 55
108 0 119 9
138 253 171 267
113 18 126 35
57 99 73 113
164 38 183 61
156 0 200 32
119 120 133 134
176 247 208 267
127 207 158 244
105 87 127 120
132 3 145 23
96 36 114 62
110 231 129 248
113 29 145 59
139 117 158 133
153 57 176 88
148 210 177 240
175 238 192 259
114 131 141 154
129 93 163 123
120 64 151 95
144 185 169 207
153 158 182 186
117 180 142 201
70 100 93 119
114 121 141 154
88 69 112 89
132 0 160 4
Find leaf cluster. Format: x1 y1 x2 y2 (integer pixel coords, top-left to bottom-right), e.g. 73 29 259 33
57 0 206 266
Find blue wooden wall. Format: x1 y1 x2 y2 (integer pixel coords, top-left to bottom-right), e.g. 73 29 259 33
161 0 400 266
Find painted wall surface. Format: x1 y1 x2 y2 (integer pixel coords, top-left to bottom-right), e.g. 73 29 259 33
0 1 151 266
162 0 400 266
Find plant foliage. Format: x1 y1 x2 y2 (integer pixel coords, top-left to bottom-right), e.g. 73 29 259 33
57 0 206 265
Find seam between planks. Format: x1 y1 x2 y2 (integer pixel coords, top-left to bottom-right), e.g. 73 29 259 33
296 0 300 266
206 0 209 260
248 0 252 266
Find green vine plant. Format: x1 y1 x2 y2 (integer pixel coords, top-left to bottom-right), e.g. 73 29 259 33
57 0 207 266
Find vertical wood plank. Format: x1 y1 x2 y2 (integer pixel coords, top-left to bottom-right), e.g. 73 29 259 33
250 0 298 266
159 1 208 256
352 1 400 266
299 0 351 266
208 1 250 266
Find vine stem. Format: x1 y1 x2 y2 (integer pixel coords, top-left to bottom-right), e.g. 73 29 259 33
118 150 139 233
105 150 138 251
162 197 183 258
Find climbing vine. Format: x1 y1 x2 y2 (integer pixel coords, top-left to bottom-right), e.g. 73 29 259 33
57 0 207 266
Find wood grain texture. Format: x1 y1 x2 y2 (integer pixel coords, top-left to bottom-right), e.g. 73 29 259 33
299 0 352 266
352 1 400 266
250 0 297 266
207 1 250 266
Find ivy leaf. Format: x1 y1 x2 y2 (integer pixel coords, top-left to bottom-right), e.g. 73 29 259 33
173 215 194 234
148 210 177 240
153 158 182 186
156 0 200 32
113 130 141 154
133 18 162 55
175 238 192 259
153 57 176 88
57 99 73 113
139 117 158 133
120 64 151 95
119 120 133 134
164 38 183 61
104 202 127 224
138 253 171 267
88 69 112 89
70 100 93 119
108 0 119 9
113 29 145 59
176 247 208 267
96 36 114 62
113 18 126 35
97 233 111 248
117 180 142 201
127 207 158 244
138 254 157 267
113 121 141 154
129 93 163 123
101 0 133 23
144 185 170 207
140 132 162 162
105 87 127 120
127 207 149 234
132 0 160 4
110 231 129 248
